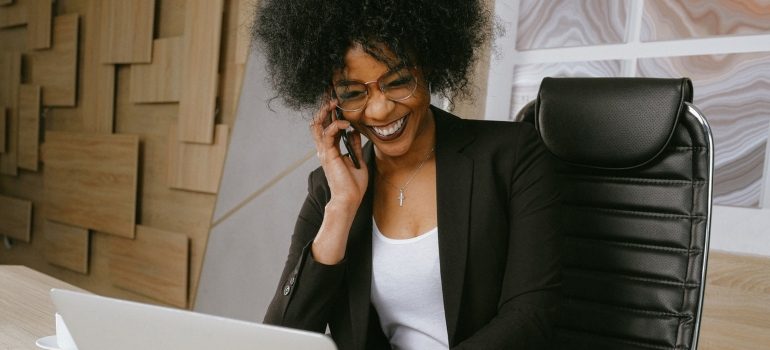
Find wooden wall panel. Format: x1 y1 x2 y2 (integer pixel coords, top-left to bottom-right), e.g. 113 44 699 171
42 131 139 238
98 0 154 64
0 0 244 310
113 64 214 309
0 106 6 153
168 123 229 194
155 0 185 38
234 0 252 67
0 53 20 108
17 84 40 171
218 0 250 127
0 0 25 28
0 52 21 175
0 194 32 242
178 0 224 144
107 225 189 308
43 220 89 274
130 37 183 103
26 0 52 49
28 14 78 107
80 0 115 134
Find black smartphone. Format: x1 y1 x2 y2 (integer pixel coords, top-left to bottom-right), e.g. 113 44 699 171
335 108 361 169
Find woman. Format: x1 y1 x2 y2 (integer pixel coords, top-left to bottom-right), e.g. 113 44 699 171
255 1 561 349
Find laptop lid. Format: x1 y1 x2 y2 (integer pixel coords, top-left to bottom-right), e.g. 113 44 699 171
50 289 337 350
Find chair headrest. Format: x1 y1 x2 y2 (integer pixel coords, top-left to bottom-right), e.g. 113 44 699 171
535 77 693 169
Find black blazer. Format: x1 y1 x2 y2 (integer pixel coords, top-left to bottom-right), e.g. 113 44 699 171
264 106 561 349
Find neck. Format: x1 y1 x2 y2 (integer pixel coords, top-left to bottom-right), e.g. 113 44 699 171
374 107 436 175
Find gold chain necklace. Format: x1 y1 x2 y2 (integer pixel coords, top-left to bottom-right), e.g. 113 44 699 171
377 147 435 207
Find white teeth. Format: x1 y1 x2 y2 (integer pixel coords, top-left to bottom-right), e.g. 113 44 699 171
372 117 406 137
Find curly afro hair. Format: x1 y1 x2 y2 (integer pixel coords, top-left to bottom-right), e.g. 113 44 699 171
252 0 492 111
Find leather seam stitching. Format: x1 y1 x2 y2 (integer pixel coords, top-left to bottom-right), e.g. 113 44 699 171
667 146 705 150
565 268 700 288
567 237 702 254
568 206 706 220
567 296 693 318
560 174 705 185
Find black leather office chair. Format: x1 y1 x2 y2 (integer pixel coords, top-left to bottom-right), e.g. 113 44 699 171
515 78 713 350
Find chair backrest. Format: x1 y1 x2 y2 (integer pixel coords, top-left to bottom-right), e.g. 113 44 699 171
516 77 713 350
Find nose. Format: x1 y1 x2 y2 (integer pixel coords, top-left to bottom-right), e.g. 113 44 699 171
364 85 396 122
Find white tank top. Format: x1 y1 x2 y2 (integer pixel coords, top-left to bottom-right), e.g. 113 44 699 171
371 219 449 350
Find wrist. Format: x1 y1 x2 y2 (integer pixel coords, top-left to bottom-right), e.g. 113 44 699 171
325 198 360 215
314 199 358 265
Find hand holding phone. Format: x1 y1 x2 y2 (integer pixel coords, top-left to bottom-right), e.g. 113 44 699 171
334 109 361 169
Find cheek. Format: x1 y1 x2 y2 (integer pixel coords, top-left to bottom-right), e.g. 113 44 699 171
410 86 431 108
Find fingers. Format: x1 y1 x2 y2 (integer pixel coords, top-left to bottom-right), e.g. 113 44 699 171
350 129 364 163
310 101 335 144
310 101 356 166
321 120 350 148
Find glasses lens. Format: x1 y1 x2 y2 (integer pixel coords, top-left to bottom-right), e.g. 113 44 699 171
381 68 416 101
334 82 367 111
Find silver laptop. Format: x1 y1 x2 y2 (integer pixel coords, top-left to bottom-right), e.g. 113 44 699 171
50 289 337 350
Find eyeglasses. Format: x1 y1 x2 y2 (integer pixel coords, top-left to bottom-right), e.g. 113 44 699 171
332 66 418 112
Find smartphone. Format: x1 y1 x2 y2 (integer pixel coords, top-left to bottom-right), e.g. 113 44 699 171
335 108 361 169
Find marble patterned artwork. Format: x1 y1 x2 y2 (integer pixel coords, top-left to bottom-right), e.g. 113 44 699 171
638 52 770 208
642 0 770 42
508 60 624 119
516 0 629 51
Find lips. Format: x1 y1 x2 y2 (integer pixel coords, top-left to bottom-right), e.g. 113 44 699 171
368 115 408 141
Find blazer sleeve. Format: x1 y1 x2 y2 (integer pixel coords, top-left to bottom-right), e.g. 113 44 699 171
453 123 562 349
263 169 347 332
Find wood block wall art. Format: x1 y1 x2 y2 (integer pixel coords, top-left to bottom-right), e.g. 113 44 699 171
0 194 32 242
80 0 115 134
130 37 183 103
178 0 225 144
107 225 189 308
18 84 40 171
99 0 155 64
28 14 79 107
168 123 229 194
26 0 52 49
0 52 21 176
235 0 253 66
43 220 90 274
42 131 139 238
0 0 25 28
0 106 6 153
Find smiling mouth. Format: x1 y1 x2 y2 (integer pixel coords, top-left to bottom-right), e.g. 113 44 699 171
369 115 408 140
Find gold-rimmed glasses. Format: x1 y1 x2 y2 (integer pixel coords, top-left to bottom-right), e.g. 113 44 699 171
332 65 418 112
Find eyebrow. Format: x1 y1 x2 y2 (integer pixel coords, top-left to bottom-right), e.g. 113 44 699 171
334 64 408 85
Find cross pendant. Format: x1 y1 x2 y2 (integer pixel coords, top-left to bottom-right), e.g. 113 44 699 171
398 189 405 207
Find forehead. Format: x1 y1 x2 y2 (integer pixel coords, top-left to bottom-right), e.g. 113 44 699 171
336 45 399 82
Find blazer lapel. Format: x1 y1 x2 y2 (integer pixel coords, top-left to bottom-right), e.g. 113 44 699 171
346 107 475 348
346 142 376 349
433 106 475 345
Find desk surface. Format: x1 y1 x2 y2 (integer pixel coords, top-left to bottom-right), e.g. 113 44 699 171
0 265 86 349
